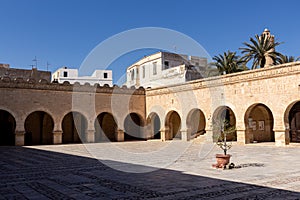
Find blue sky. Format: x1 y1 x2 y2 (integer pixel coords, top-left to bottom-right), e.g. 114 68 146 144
1 0 300 83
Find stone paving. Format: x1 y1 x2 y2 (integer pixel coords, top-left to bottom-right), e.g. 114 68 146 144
0 140 300 199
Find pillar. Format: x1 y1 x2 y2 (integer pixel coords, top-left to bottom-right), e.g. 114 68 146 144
115 129 124 142
274 129 289 146
237 129 246 145
244 129 253 144
15 131 25 146
205 129 214 143
181 129 190 141
160 129 166 142
53 131 62 144
86 130 95 143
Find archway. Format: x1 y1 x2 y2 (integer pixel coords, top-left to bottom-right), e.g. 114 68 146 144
124 113 144 141
0 110 16 146
95 112 117 142
212 106 237 142
244 104 274 143
146 113 161 139
287 101 300 143
25 111 54 145
186 109 206 138
165 111 181 140
62 112 87 144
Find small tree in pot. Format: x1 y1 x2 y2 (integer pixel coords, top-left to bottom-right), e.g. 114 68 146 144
213 119 236 168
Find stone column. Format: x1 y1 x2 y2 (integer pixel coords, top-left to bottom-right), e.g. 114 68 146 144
274 129 289 146
115 129 124 142
181 129 190 141
160 129 166 142
205 130 213 143
15 131 25 146
53 131 62 144
86 130 95 143
236 129 246 145
244 129 253 144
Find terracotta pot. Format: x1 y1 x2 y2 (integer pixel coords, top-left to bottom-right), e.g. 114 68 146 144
215 154 231 168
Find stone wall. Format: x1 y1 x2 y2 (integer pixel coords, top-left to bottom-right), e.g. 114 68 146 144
0 78 145 145
2 61 300 146
0 67 51 82
146 61 300 146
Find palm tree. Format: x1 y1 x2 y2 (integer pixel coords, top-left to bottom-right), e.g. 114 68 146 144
276 54 300 64
211 51 247 75
240 33 281 69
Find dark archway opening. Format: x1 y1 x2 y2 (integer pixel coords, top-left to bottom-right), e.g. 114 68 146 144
95 112 117 142
289 102 300 143
147 113 161 139
212 106 237 142
25 111 54 145
0 110 16 146
62 112 87 144
245 104 274 143
187 109 206 139
165 111 181 140
124 113 145 141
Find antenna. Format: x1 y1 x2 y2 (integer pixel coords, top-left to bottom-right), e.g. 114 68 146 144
32 56 38 69
46 61 50 71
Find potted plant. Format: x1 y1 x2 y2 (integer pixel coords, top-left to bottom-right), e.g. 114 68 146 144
213 119 236 168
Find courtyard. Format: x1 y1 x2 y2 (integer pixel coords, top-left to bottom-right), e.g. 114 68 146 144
0 140 299 199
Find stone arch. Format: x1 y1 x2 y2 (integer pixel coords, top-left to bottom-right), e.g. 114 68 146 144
244 103 274 143
146 112 161 139
186 108 206 139
24 111 54 145
165 110 181 140
0 109 16 145
212 106 237 142
285 101 300 143
62 112 88 144
94 112 118 142
124 113 145 141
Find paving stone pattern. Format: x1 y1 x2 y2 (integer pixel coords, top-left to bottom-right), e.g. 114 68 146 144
0 141 300 199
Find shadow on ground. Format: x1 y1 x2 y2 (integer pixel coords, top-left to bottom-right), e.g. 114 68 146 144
0 146 299 199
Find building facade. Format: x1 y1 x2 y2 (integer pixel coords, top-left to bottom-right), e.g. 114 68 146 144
126 52 208 88
0 64 51 82
52 67 113 86
1 62 300 146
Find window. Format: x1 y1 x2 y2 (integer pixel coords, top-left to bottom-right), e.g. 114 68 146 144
164 61 169 70
63 71 68 77
131 69 134 81
142 65 145 78
104 72 108 78
153 62 157 75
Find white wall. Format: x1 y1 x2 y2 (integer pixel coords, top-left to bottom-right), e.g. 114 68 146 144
52 67 113 86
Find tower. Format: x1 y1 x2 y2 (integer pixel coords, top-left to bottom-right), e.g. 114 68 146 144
261 28 275 67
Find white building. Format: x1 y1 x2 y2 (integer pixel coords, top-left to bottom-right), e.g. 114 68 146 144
52 67 113 86
126 51 208 88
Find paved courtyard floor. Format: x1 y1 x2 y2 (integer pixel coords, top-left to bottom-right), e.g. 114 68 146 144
0 140 300 199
